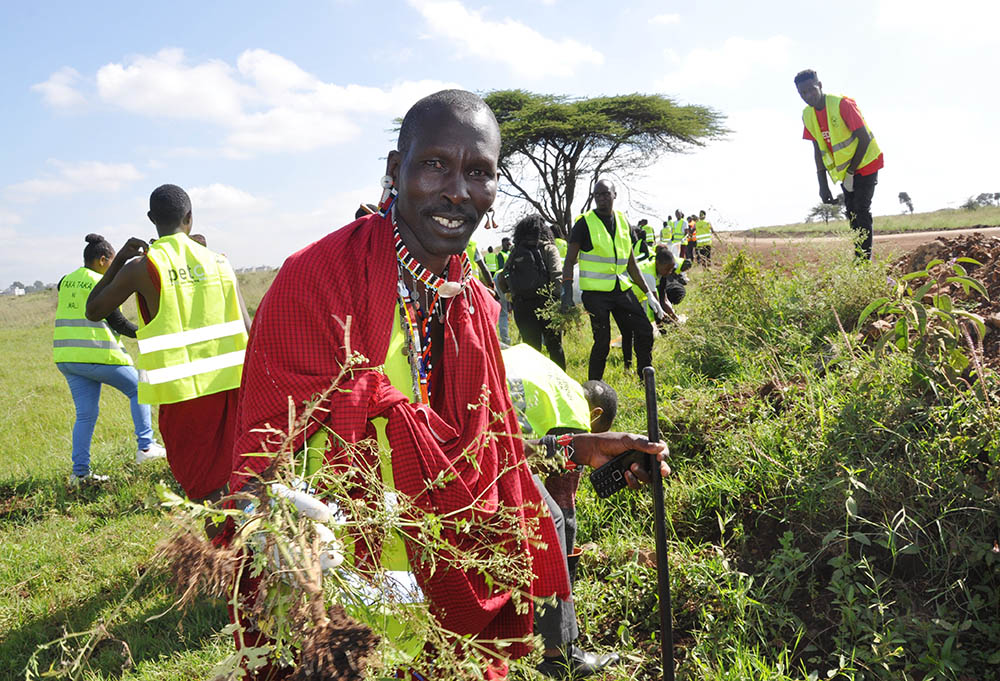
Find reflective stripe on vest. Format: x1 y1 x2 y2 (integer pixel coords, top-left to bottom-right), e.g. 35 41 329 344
642 223 655 245
803 94 882 184
578 211 632 292
53 266 132 365
695 220 713 245
136 233 247 404
502 344 590 437
633 239 651 263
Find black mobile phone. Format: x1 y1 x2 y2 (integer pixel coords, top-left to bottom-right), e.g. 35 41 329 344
589 449 649 499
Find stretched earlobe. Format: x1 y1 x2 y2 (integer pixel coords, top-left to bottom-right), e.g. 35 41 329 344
377 175 397 217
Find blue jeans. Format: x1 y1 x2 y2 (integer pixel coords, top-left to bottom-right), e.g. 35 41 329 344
496 277 511 344
56 362 154 476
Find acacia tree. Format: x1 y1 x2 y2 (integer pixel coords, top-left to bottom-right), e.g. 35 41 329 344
484 90 726 238
898 191 914 214
806 201 844 225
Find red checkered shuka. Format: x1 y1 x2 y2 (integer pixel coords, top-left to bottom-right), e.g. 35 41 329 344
229 213 569 660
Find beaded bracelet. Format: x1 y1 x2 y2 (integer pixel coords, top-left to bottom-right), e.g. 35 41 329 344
541 434 579 471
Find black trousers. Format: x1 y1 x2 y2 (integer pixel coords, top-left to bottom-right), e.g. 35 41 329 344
512 297 566 369
844 171 878 260
582 288 653 381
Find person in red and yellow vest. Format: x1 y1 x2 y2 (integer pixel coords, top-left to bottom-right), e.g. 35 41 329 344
796 69 883 260
86 184 251 503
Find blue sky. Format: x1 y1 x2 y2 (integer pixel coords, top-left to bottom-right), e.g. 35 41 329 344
2 0 997 286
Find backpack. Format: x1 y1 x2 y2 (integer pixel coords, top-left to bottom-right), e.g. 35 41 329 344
505 243 549 299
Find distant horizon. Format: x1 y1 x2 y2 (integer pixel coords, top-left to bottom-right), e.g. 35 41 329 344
7 202 999 290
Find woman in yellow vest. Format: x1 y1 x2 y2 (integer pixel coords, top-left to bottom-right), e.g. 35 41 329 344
54 234 165 485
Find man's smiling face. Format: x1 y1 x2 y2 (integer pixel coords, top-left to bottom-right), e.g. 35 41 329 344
388 106 499 274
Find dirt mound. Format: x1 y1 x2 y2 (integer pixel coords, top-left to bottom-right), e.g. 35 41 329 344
891 232 1000 366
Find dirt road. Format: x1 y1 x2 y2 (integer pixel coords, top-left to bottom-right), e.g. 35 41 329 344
717 226 1000 266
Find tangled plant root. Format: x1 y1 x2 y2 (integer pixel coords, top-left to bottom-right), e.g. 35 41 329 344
291 605 379 681
159 532 240 608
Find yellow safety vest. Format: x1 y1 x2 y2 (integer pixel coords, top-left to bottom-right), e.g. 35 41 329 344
803 94 882 184
659 224 671 243
672 219 686 244
53 266 132 366
641 222 655 246
632 239 651 263
136 233 247 405
553 238 568 259
502 344 590 437
484 250 499 274
466 240 490 284
578 211 632 292
695 220 713 245
630 258 658 321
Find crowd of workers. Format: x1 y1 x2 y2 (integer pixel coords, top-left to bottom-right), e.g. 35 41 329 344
470 188 713 380
50 67 881 679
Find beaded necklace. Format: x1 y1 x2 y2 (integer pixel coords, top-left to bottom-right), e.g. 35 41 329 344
393 224 474 404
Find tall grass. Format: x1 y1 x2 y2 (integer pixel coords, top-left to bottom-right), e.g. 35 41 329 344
2 247 999 680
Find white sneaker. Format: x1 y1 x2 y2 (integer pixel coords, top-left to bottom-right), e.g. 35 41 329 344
69 473 110 487
136 443 167 464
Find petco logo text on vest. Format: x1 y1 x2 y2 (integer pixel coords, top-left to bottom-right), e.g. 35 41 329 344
168 264 206 283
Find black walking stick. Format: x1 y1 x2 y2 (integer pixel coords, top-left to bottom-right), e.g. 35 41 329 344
644 366 674 681
587 368 675 679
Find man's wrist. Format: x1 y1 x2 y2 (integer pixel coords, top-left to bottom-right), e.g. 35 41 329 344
542 433 582 470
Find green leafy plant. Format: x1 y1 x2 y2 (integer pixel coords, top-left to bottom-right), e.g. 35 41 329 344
857 258 987 394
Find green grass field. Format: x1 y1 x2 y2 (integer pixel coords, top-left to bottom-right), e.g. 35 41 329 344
745 204 1000 238
2 251 998 680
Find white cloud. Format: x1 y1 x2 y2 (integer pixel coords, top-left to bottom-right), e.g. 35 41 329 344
96 48 248 122
31 67 86 108
657 35 793 92
876 0 999 42
5 161 143 203
187 184 271 217
407 0 603 78
71 48 457 157
651 13 681 25
0 209 21 226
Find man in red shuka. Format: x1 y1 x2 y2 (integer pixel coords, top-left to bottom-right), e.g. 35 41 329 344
228 90 669 679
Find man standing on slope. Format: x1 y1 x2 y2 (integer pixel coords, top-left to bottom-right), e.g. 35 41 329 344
561 179 663 381
86 184 251 503
795 69 883 260
228 90 667 678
